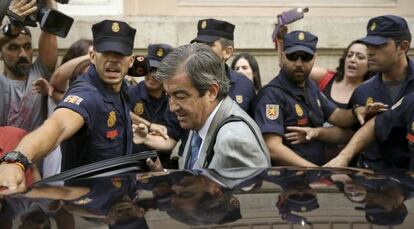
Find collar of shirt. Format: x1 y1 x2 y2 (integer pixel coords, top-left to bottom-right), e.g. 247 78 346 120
197 99 224 144
277 70 311 98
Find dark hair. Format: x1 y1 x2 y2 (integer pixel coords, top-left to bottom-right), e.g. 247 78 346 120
156 43 230 100
231 52 262 90
61 39 93 65
334 40 374 82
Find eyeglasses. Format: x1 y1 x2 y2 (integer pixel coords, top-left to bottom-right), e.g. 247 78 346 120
285 52 314 62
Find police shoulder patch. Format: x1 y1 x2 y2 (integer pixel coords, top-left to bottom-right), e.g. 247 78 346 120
266 104 279 120
63 95 84 105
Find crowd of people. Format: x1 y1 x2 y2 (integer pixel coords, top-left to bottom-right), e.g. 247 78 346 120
0 0 413 195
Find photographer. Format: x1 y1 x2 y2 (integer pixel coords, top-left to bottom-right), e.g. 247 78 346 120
0 0 57 132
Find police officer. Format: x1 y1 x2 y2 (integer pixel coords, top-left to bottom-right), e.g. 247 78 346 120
129 43 174 167
191 18 256 112
325 15 413 169
0 20 136 193
254 31 371 166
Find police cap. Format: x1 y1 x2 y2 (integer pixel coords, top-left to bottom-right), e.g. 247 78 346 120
92 20 136 56
359 15 411 45
147 43 174 68
191 18 235 43
283 30 318 55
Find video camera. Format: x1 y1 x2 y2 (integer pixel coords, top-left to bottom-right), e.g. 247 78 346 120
272 7 309 42
3 0 74 38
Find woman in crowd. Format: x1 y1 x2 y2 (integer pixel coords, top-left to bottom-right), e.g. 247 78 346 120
311 40 373 108
231 52 262 91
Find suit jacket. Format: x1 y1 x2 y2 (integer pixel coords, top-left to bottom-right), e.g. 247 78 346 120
180 96 271 169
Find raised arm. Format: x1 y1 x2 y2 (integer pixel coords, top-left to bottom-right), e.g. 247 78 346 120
37 0 57 74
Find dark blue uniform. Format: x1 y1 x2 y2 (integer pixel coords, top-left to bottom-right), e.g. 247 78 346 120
226 65 256 113
129 81 172 164
58 65 133 169
375 92 414 169
349 58 414 169
254 71 337 165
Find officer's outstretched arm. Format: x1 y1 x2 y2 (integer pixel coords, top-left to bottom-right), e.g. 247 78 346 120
15 108 84 163
327 108 356 128
285 126 353 145
324 117 376 167
0 108 84 194
38 0 58 74
264 134 318 167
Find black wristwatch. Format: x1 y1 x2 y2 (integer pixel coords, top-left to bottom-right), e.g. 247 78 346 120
2 23 20 39
0 151 32 171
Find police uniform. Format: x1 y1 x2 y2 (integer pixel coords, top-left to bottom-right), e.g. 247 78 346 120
58 20 136 170
349 15 413 169
374 93 414 169
254 31 337 165
129 44 174 165
191 18 256 112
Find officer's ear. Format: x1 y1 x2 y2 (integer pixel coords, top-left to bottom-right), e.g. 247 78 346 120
223 45 233 60
397 40 410 55
89 50 96 64
128 55 134 68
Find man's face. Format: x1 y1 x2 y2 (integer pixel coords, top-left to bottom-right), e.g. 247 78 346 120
282 51 315 85
1 35 33 77
90 50 133 91
144 68 163 92
164 71 217 131
366 39 401 73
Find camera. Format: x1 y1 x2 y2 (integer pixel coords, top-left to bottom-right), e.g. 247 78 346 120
272 7 309 42
128 55 150 77
4 0 74 38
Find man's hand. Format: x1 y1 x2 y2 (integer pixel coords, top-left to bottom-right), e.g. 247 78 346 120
0 163 27 195
354 102 388 125
8 0 37 20
149 123 169 140
323 154 351 168
285 126 319 144
32 78 49 95
133 123 148 144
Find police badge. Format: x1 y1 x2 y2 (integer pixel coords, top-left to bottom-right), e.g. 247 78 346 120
134 102 144 115
236 95 243 104
107 111 117 128
295 104 304 117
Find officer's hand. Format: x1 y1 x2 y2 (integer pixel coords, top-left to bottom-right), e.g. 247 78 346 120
323 154 350 168
146 157 164 172
285 126 319 144
149 123 169 140
354 102 388 125
32 78 50 96
0 163 27 195
132 123 148 144
8 0 37 19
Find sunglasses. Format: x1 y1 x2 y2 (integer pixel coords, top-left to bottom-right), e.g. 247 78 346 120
285 52 314 62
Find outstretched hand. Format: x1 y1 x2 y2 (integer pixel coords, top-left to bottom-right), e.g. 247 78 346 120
285 126 319 144
354 102 388 125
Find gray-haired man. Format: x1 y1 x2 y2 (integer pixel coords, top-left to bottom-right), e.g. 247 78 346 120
154 43 270 169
